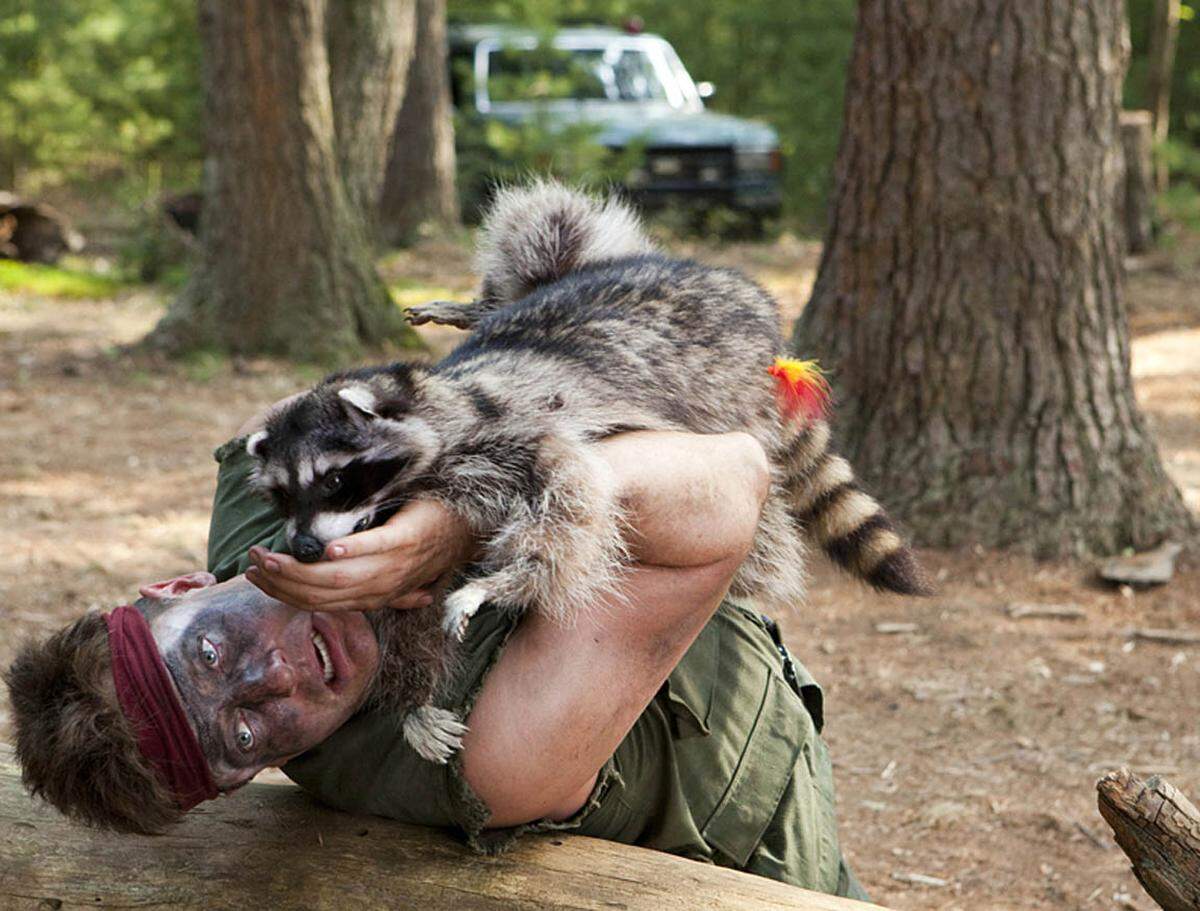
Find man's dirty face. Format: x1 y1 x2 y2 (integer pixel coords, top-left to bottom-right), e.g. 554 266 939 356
139 573 379 790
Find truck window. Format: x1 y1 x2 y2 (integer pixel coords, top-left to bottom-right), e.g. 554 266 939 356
485 45 670 104
488 46 607 103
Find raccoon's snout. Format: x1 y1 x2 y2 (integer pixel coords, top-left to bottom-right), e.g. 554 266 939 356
291 533 326 564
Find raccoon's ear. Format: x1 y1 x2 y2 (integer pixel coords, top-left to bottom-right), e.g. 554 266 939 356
338 384 380 419
246 430 270 460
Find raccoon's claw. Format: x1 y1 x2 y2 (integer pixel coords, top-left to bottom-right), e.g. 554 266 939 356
402 705 468 764
405 300 477 330
443 582 488 640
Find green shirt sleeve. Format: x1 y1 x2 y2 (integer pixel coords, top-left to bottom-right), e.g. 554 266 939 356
207 437 290 580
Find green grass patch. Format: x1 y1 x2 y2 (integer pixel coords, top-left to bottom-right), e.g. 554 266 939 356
0 259 127 299
387 279 463 311
179 348 229 383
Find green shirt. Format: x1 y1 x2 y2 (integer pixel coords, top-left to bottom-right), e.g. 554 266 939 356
207 439 866 899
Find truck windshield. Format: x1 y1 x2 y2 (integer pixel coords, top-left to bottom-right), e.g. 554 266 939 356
487 45 670 104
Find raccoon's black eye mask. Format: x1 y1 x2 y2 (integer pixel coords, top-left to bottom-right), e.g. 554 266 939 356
313 456 414 513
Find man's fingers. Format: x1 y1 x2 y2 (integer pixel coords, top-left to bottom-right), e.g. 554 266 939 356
246 566 362 609
247 567 435 613
249 547 394 591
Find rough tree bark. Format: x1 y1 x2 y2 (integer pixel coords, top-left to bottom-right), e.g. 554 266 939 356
1098 768 1200 911
379 0 460 246
149 0 419 362
794 0 1194 556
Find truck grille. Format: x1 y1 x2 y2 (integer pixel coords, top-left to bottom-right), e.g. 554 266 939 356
643 147 733 186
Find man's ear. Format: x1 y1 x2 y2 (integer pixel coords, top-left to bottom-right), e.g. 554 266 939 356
337 384 380 419
246 430 269 459
138 571 218 601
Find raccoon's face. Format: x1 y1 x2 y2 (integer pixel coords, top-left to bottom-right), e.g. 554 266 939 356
246 376 440 563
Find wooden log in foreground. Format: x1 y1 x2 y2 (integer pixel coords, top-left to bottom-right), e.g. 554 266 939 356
1097 768 1200 911
0 753 886 911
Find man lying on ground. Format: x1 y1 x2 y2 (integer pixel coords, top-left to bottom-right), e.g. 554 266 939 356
5 407 869 900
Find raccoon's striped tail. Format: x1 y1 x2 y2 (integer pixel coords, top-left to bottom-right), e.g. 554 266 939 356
779 419 930 596
475 179 655 306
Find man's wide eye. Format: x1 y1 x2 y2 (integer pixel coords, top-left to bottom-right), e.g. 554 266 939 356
322 470 344 495
200 637 218 667
235 719 254 752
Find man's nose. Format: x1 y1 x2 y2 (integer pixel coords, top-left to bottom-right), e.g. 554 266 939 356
237 649 297 702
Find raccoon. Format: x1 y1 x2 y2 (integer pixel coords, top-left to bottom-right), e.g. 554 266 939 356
247 180 927 762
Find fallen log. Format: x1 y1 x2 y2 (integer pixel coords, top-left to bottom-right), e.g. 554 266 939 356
0 749 885 910
1097 768 1200 911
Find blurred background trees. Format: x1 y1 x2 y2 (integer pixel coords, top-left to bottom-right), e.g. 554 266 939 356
5 0 1200 238
380 0 461 246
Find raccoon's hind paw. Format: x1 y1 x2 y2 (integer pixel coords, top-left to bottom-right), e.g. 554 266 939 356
405 300 482 330
403 705 469 764
443 582 489 640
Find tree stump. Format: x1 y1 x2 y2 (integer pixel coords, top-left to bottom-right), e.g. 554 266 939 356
1097 768 1200 911
0 192 83 264
1120 110 1156 254
0 750 886 910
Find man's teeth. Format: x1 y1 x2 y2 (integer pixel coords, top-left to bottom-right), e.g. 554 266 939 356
311 631 334 683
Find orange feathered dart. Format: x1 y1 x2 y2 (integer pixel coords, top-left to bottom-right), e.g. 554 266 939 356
768 357 831 422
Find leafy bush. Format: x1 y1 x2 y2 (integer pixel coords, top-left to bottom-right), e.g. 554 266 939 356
0 0 202 218
455 110 642 221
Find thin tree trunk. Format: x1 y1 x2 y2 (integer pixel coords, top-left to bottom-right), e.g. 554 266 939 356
149 0 418 362
1146 0 1181 190
795 0 1194 556
327 0 416 223
379 0 460 246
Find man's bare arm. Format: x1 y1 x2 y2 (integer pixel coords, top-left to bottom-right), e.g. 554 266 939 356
463 430 769 826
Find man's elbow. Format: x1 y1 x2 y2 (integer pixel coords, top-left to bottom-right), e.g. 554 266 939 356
716 433 771 562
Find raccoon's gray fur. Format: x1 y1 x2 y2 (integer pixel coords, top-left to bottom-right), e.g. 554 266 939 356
248 180 927 762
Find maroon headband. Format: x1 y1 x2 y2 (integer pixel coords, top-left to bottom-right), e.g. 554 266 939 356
104 605 219 810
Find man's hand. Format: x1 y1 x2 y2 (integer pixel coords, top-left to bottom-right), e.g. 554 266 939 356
245 499 475 612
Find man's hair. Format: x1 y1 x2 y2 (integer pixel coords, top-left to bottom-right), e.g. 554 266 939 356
3 611 182 834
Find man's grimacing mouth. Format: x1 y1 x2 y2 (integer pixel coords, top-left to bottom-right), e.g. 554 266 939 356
311 630 335 684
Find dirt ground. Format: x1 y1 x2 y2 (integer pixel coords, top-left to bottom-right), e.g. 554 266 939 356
1 232 1197 910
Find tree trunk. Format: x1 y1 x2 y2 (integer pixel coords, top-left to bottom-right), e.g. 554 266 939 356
379 0 460 246
327 0 415 223
795 0 1194 556
148 0 419 362
1146 0 1181 191
1120 110 1155 254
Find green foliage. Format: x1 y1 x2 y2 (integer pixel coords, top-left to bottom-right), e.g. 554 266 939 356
0 259 126 298
0 0 202 194
455 110 643 221
1158 138 1200 231
1127 2 1200 150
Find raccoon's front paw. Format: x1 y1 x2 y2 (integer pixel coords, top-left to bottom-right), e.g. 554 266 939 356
405 300 476 329
443 582 489 641
402 705 469 764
